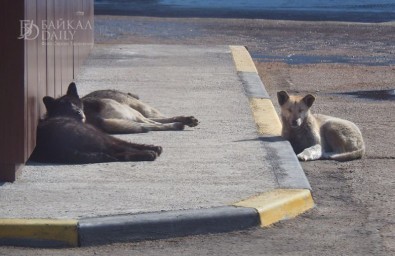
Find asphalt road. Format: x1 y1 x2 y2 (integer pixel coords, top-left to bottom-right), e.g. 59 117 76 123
94 0 395 22
2 16 394 256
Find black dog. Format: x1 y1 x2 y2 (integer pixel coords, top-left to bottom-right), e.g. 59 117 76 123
29 83 162 164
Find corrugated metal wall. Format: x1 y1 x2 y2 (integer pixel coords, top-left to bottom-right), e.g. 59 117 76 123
0 0 93 182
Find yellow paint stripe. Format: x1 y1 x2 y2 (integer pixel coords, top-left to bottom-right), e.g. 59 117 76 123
0 219 79 247
234 189 314 227
249 98 282 136
230 45 258 73
230 45 282 136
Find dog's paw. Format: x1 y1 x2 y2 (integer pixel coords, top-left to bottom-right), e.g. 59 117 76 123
297 152 310 161
151 146 163 156
184 116 199 127
297 145 322 161
175 116 199 127
297 151 321 161
139 151 158 161
142 145 162 156
146 150 158 161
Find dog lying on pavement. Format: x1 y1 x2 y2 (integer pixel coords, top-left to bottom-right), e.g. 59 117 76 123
277 91 365 161
30 83 162 164
82 89 199 134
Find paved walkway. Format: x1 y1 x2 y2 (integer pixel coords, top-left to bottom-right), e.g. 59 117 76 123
0 45 312 247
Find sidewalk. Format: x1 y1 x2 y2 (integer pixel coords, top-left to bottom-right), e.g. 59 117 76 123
0 44 313 247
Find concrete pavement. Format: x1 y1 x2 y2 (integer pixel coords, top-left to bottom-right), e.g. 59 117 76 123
0 44 313 247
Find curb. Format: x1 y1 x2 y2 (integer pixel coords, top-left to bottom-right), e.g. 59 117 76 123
229 45 312 190
0 45 313 248
229 45 314 219
79 206 260 246
0 219 78 247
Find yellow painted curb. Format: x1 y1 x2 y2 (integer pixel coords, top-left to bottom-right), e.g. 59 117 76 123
234 189 314 227
230 45 258 73
229 45 282 136
0 219 79 247
249 98 282 136
230 45 313 227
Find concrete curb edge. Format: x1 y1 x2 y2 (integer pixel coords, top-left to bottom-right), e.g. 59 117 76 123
229 45 314 219
78 206 260 246
230 45 313 190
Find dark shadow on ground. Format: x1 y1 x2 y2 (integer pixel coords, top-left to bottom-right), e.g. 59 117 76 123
252 54 395 66
335 89 395 101
234 136 286 143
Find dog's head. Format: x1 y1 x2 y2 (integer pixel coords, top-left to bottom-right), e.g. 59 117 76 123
43 82 86 122
277 91 315 128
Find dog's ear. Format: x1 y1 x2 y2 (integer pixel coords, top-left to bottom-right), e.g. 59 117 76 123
43 96 56 111
303 94 315 108
277 91 289 106
66 82 79 98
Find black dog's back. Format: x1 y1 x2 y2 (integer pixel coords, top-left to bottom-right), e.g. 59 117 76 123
30 83 162 164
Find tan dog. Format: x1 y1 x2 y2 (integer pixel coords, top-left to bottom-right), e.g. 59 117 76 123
82 89 199 134
277 91 365 161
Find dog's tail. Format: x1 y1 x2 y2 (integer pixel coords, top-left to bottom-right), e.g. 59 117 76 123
324 147 365 162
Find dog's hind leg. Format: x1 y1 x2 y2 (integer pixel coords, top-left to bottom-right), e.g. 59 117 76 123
150 116 199 127
121 95 199 127
99 117 184 133
124 97 199 127
114 139 163 156
132 115 185 131
138 122 185 131
98 118 149 134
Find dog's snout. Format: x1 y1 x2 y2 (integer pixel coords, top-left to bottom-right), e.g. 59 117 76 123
291 118 302 128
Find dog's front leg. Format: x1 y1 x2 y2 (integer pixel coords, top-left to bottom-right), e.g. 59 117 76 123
297 144 323 161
